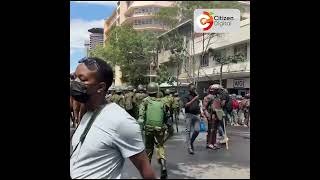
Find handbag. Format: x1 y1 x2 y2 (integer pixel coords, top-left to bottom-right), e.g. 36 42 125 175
200 119 206 132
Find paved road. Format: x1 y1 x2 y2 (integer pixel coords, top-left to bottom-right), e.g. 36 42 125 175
121 120 250 179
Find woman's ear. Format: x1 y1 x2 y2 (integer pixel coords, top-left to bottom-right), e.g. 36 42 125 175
97 82 106 93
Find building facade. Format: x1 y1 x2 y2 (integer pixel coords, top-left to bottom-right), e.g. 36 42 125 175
104 1 174 86
84 40 90 57
157 1 250 98
104 1 174 39
88 28 104 51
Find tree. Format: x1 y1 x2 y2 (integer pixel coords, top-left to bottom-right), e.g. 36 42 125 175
155 1 245 88
209 48 246 85
155 64 174 85
89 44 122 67
102 26 160 86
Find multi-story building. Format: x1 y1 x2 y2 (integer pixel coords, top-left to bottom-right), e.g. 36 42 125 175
84 40 90 57
104 1 174 86
158 1 250 98
88 28 104 50
104 1 174 40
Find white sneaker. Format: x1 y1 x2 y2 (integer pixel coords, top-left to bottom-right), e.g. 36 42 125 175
243 125 248 127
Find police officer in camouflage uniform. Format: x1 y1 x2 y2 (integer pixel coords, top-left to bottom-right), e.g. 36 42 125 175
138 82 168 179
172 92 181 132
202 84 226 150
133 84 148 119
161 89 175 139
124 85 135 117
110 87 125 108
106 87 115 103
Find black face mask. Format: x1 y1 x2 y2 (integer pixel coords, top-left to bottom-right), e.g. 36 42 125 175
70 80 89 103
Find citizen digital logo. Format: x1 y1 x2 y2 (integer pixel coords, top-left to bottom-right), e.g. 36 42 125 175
194 9 240 33
214 16 234 21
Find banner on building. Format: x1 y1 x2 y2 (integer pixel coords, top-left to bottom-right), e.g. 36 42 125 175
233 79 245 88
194 9 240 33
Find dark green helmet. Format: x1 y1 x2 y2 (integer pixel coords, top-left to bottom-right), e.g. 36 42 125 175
127 85 134 91
115 87 121 93
157 91 164 98
164 89 171 95
137 84 144 92
146 82 158 94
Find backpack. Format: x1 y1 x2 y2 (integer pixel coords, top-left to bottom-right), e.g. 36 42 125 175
125 92 134 110
206 94 224 121
146 99 165 127
199 119 207 132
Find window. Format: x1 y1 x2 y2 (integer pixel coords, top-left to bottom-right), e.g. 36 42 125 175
200 53 209 67
153 19 159 24
234 43 247 60
134 8 142 14
212 49 227 62
154 7 160 13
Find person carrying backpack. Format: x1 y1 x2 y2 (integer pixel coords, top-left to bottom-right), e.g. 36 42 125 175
138 82 169 179
202 84 226 150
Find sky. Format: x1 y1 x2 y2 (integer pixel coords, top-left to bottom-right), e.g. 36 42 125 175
70 1 117 72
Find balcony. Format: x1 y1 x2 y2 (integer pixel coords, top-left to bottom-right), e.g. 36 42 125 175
194 61 250 82
123 13 155 25
132 24 167 32
124 1 174 16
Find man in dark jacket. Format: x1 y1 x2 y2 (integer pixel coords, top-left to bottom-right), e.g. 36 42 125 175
182 84 201 155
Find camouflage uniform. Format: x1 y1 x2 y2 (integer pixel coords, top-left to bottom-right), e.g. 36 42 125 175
133 92 148 119
202 85 225 149
111 88 125 108
243 94 250 127
124 86 135 117
138 82 168 179
161 89 175 138
139 96 168 161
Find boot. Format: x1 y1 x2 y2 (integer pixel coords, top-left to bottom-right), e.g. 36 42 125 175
159 158 168 179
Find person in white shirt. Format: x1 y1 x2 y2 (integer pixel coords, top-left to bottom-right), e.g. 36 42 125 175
70 57 156 179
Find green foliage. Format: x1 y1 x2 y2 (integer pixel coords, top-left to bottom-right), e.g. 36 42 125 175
155 64 173 85
97 26 160 86
214 53 246 65
155 1 244 28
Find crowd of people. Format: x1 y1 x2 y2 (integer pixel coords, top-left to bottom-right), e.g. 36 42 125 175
69 57 250 179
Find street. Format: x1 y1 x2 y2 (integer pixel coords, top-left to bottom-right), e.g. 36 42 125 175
121 120 250 179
